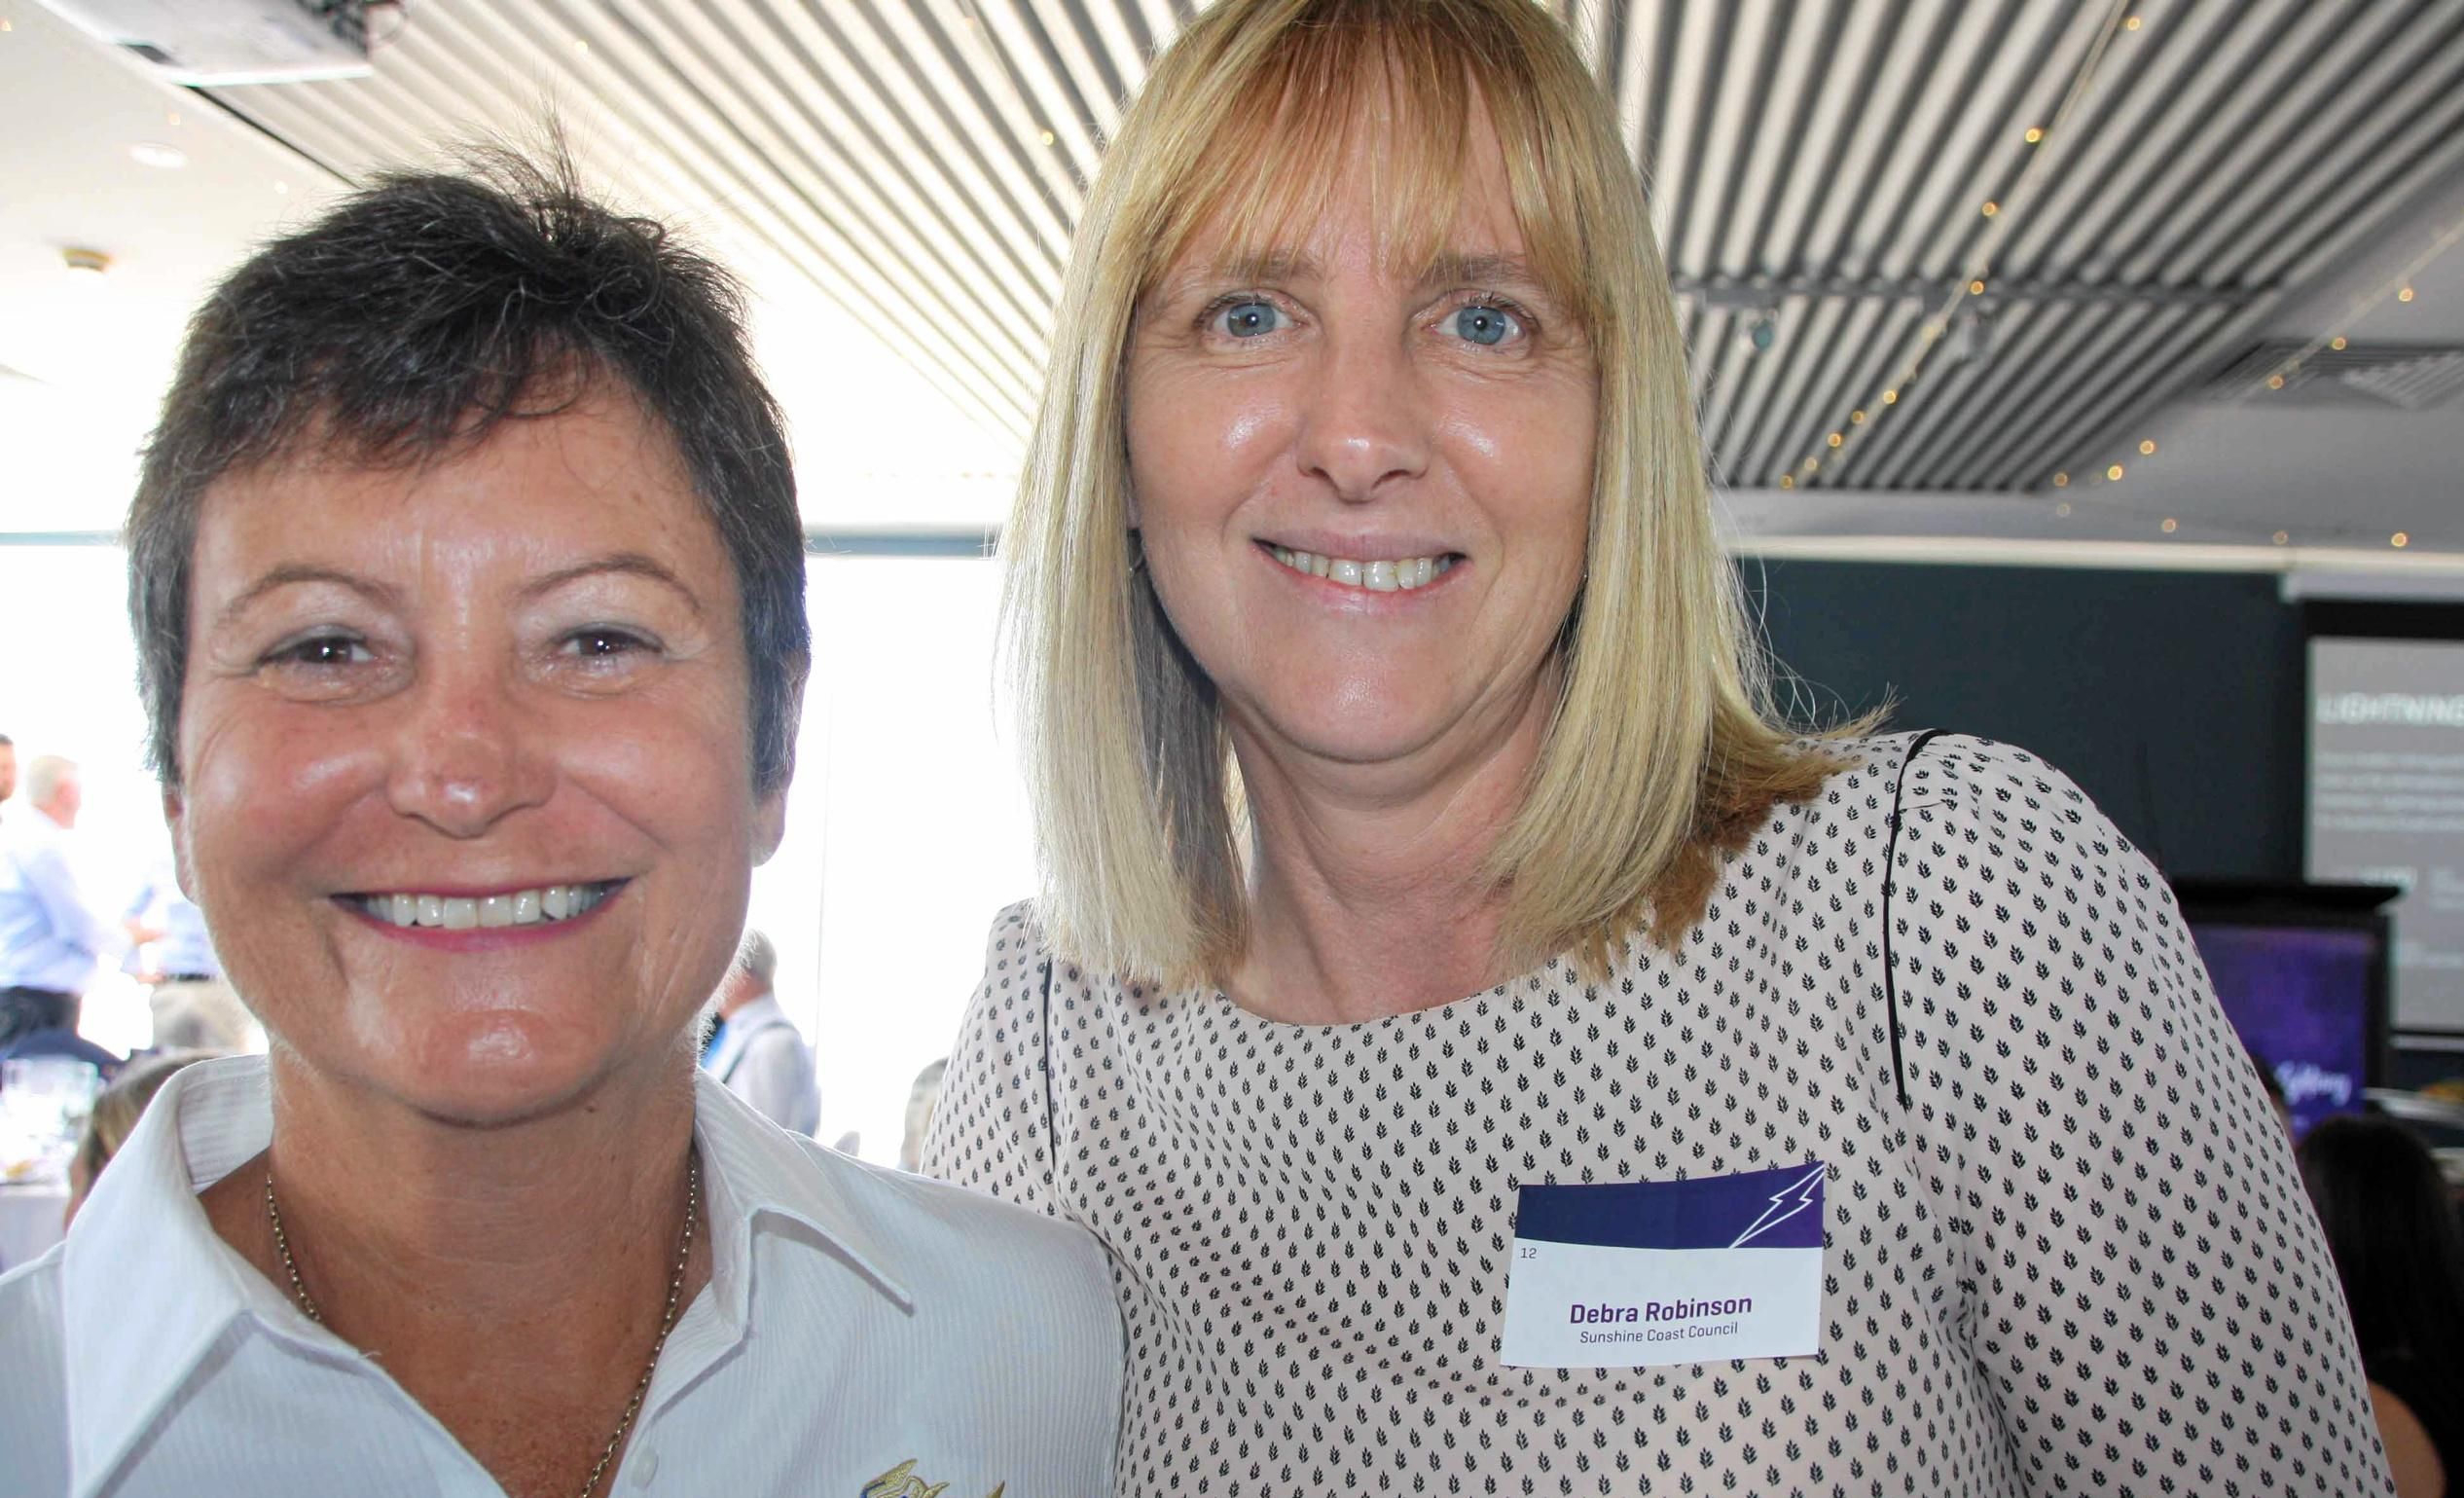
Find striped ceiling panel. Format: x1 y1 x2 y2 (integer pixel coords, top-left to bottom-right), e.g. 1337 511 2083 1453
201 0 2464 493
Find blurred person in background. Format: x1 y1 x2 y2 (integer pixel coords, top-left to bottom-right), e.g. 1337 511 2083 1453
699 929 818 1135
0 732 16 813
63 1049 219 1228
926 0 2391 1491
897 1057 946 1173
0 147 1118 1498
0 754 109 1048
124 854 259 1051
2302 1113 2464 1498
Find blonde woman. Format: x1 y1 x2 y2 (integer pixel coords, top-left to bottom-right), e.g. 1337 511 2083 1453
927 0 2389 1492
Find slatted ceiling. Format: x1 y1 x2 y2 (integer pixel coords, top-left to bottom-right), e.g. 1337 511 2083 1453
895 5 1083 228
196 0 2464 497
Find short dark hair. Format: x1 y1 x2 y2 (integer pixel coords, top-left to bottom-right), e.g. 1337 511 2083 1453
2298 1113 2464 1396
127 145 809 793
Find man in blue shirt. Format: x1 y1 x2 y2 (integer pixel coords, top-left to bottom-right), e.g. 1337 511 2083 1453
0 755 109 1048
698 931 821 1136
125 859 254 1051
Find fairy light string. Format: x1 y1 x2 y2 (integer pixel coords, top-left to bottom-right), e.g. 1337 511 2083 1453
1779 0 2139 491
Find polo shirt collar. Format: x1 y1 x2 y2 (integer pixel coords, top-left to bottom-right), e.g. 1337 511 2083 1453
59 1057 314 1497
687 1068 913 1318
57 1056 912 1497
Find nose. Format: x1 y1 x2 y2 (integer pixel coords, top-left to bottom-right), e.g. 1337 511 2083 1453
1294 329 1431 502
384 661 554 838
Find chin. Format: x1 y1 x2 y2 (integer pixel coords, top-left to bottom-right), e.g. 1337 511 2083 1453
1250 685 1458 766
385 1010 677 1128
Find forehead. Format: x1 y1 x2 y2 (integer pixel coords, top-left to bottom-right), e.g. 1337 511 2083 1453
189 387 729 593
1141 59 1585 319
1164 109 1528 284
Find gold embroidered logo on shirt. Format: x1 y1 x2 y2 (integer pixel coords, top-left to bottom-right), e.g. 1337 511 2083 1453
861 1457 1004 1498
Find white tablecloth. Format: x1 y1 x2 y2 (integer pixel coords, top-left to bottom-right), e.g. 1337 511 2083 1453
0 1182 70 1272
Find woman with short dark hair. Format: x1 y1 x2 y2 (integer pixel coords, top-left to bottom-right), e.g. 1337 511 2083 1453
1 149 1118 1498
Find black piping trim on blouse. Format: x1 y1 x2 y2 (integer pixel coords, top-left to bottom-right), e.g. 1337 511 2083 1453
1881 728 1949 1111
1039 953 1063 1187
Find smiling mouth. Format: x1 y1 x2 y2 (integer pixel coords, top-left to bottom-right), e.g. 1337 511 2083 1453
1262 543 1461 592
344 880 626 931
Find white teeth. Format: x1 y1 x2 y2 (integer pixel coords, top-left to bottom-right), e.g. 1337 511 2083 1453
1272 546 1452 592
361 883 612 929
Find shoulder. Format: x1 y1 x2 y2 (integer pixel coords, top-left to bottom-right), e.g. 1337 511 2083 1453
837 1144 1105 1283
950 900 1058 1052
976 898 1050 979
788 1135 1117 1349
703 1078 1110 1333
1807 732 2120 853
0 1252 71 1488
1881 731 2095 810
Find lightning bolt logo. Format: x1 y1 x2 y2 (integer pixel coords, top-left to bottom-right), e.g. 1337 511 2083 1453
1728 1163 1827 1249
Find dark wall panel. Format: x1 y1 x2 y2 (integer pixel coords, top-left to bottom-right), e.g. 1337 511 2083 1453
1744 559 2307 882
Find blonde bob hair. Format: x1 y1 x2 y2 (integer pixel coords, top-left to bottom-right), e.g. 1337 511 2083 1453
1004 0 1842 987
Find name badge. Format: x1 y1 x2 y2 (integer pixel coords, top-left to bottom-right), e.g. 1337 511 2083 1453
1499 1161 1827 1369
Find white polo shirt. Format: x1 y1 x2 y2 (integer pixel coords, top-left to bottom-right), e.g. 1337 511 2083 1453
0 1056 1121 1498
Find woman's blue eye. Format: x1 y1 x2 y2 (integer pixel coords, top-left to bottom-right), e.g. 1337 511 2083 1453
1216 300 1285 338
1453 305 1519 346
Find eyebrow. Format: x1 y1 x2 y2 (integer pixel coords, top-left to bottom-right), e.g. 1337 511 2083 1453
1180 249 1543 293
520 553 705 618
213 565 402 630
211 553 706 629
1417 252 1542 292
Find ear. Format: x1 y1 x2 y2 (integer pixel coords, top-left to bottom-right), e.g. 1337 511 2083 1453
163 786 197 900
751 784 789 867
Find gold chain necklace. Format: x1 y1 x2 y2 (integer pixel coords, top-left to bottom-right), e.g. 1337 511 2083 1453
265 1153 700 1498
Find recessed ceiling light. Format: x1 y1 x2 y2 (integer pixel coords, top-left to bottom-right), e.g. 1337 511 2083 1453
129 142 188 170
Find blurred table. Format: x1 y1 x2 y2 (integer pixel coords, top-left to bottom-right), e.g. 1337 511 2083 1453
0 1181 70 1271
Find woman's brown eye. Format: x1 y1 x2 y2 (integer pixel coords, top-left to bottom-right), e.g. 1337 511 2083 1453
270 636 367 668
563 628 653 658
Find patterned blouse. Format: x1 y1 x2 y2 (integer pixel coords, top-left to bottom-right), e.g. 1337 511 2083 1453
925 734 2392 1496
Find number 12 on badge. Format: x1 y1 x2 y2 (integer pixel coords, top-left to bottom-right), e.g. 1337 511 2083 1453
1499 1161 1829 1370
